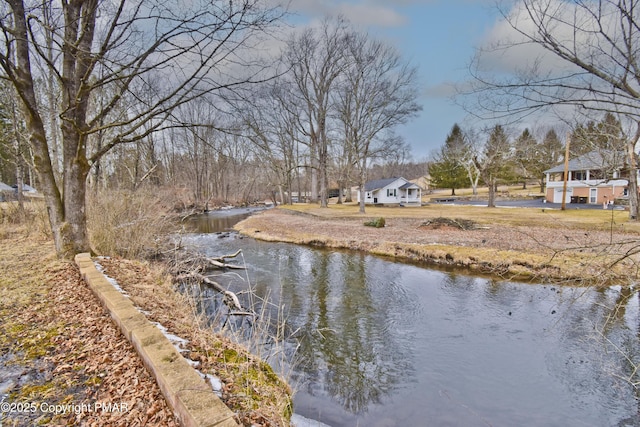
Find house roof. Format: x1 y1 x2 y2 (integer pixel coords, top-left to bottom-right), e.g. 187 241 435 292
399 182 420 189
0 182 13 191
364 177 401 192
544 150 625 174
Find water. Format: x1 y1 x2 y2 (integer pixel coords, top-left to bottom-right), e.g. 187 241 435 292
185 211 640 426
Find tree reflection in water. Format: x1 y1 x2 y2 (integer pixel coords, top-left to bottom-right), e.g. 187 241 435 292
181 227 640 427
286 250 415 414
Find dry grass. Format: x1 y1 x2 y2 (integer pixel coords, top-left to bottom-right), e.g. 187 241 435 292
87 189 180 259
235 204 640 284
280 201 640 232
96 257 293 426
0 201 51 239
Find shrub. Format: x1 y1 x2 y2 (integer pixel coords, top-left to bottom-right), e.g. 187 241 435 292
87 189 179 259
364 217 385 228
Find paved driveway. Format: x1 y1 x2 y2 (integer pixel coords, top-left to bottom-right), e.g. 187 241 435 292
433 198 623 210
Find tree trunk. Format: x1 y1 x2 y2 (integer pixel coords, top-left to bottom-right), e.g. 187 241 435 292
310 141 318 203
628 125 640 220
358 167 367 214
345 185 353 202
11 101 24 211
487 177 496 207
7 0 83 258
358 187 366 213
318 127 329 208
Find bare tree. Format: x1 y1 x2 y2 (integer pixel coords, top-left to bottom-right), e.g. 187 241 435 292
283 17 350 208
474 125 514 208
466 0 640 219
430 123 475 196
336 31 421 213
442 124 481 195
0 0 284 258
242 81 303 205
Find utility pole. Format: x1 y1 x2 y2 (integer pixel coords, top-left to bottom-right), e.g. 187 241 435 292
561 133 571 211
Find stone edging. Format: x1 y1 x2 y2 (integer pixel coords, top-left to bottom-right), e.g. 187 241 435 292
74 253 239 427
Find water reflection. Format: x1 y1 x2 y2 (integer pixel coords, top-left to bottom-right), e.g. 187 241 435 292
290 251 415 414
182 220 640 427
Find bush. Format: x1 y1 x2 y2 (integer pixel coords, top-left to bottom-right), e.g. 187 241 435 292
87 189 179 259
364 217 385 228
0 200 51 239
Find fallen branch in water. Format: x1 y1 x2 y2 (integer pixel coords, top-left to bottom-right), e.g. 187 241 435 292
176 272 243 311
206 249 246 270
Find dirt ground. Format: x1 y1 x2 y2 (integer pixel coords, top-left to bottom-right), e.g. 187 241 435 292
235 207 640 283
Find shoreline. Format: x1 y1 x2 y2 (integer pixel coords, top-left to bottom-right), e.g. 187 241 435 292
234 206 640 285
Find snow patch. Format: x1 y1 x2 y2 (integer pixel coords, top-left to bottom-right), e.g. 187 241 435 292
93 258 129 296
153 322 189 352
291 414 333 427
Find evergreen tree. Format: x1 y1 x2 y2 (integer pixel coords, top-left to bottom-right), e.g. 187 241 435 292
538 128 564 190
570 113 625 156
429 124 470 195
513 128 537 189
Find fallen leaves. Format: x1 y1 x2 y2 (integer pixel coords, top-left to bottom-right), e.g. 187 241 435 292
0 226 179 427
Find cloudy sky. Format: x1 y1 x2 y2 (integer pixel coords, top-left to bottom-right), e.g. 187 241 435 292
285 0 503 158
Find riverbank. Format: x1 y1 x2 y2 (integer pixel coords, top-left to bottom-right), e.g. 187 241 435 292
0 217 291 426
234 203 640 284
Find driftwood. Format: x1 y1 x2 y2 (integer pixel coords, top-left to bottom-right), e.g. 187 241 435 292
177 272 243 311
170 249 247 312
206 249 245 270
419 217 487 230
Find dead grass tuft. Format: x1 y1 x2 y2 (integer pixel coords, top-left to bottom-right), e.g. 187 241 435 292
0 200 51 240
87 189 179 259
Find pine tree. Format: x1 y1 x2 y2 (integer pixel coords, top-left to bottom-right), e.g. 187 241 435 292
429 124 470 195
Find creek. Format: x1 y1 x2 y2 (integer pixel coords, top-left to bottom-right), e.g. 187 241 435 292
185 209 640 427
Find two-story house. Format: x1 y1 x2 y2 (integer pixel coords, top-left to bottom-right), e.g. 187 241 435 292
543 151 634 204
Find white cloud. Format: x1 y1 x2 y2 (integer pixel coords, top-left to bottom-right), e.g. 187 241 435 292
287 0 406 27
475 6 562 74
475 0 617 76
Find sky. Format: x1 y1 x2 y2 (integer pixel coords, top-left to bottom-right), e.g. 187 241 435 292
285 0 503 160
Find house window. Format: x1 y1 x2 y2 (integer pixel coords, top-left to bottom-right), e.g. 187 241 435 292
387 189 396 197
574 170 587 180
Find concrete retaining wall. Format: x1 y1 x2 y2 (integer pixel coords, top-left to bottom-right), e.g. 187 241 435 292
75 253 239 427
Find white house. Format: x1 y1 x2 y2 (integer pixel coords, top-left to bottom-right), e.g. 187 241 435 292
357 177 422 206
544 150 637 204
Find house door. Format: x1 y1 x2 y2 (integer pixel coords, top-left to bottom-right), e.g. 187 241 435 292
554 188 572 203
589 188 597 204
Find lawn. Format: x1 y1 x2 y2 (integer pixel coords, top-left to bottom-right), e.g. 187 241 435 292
279 201 640 234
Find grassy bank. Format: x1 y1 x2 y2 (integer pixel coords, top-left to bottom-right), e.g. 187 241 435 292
0 202 292 426
281 201 639 231
235 203 640 284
